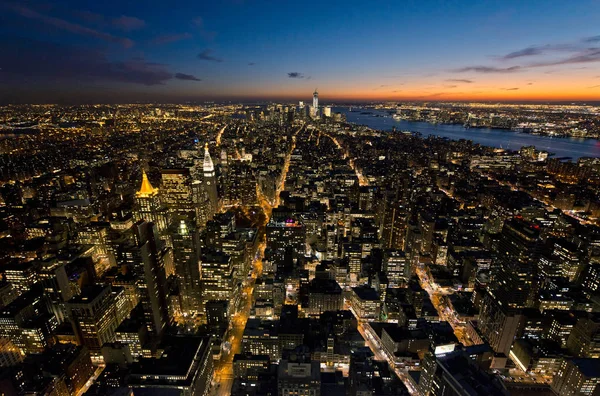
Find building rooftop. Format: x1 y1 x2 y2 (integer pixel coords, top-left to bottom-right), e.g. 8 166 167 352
571 358 600 378
352 285 380 301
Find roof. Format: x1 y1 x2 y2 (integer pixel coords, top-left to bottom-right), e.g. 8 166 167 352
137 170 157 197
129 336 210 380
571 358 600 378
352 285 380 301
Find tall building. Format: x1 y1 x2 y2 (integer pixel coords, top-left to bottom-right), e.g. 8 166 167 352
161 168 194 219
305 278 343 316
552 358 600 395
266 217 306 272
566 314 600 358
128 336 214 396
192 180 211 228
134 170 167 232
383 249 410 287
311 89 319 118
418 350 509 396
131 220 169 337
491 218 542 308
200 250 234 304
478 290 525 355
278 349 321 396
203 143 219 216
170 217 202 316
65 285 120 354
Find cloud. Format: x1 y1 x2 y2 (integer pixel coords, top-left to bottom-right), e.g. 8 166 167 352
0 37 172 85
527 82 534 85
197 49 223 62
453 66 522 73
502 46 545 59
152 33 192 45
446 79 474 83
589 85 600 89
112 15 145 31
4 4 134 48
175 73 201 81
287 72 304 78
454 47 600 74
530 48 600 67
502 87 520 90
372 84 389 91
453 37 600 76
248 62 255 66
444 85 457 89
583 35 600 43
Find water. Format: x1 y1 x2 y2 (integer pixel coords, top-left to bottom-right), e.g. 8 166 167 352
333 107 600 159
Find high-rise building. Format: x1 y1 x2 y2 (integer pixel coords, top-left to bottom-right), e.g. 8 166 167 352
170 217 202 316
305 278 343 316
200 250 234 304
491 218 542 308
566 314 600 358
203 143 219 216
310 89 319 118
65 285 120 354
131 220 169 337
128 336 214 396
419 350 509 396
266 217 306 272
161 168 194 219
278 349 321 396
383 249 410 287
134 170 167 232
552 358 600 395
478 291 524 355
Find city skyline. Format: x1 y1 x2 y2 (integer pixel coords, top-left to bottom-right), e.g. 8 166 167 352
2 0 600 103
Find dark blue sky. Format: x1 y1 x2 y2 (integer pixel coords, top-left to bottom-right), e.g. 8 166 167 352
1 0 600 103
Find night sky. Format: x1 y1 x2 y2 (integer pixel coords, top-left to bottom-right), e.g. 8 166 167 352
1 0 600 103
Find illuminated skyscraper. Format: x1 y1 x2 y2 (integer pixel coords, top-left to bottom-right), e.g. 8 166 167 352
170 217 202 316
134 170 167 232
310 89 319 118
203 143 219 216
200 250 234 304
161 168 194 219
131 220 169 337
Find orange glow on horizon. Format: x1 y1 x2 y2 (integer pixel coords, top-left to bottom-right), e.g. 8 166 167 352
200 73 600 102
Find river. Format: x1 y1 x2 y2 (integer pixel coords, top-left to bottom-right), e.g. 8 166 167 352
333 107 600 160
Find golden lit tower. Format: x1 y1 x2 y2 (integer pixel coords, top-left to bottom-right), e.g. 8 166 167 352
134 170 166 232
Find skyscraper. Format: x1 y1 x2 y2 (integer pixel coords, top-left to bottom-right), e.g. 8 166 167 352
203 143 219 217
199 250 234 304
170 216 202 316
311 89 319 119
134 170 167 232
161 168 194 220
491 218 542 309
131 220 169 337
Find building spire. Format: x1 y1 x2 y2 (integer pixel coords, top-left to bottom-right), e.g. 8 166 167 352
203 143 215 174
137 169 157 196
